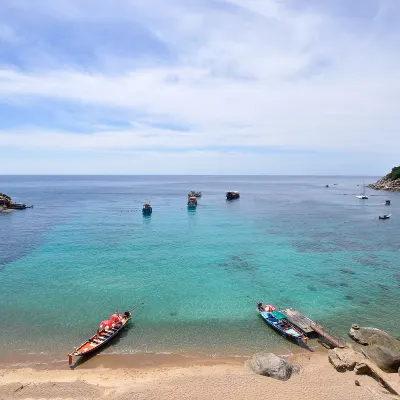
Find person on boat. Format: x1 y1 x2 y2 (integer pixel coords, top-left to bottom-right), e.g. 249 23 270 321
257 302 263 311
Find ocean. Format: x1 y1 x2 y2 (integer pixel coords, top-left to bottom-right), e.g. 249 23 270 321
1 176 399 365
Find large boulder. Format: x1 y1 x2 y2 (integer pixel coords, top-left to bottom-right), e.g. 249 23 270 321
349 325 400 373
247 353 299 381
328 347 360 372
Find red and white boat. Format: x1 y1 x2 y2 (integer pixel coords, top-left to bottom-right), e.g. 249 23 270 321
68 310 131 366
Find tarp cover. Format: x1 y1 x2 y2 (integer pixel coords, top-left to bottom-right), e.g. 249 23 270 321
271 311 287 320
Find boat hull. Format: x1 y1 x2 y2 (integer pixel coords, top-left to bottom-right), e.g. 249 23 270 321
68 314 131 365
258 311 305 345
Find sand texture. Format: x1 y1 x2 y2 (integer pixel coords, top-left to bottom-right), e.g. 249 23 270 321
0 353 398 400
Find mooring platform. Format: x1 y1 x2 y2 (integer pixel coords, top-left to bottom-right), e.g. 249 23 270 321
281 308 345 348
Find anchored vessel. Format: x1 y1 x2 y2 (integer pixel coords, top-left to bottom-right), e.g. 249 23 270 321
257 303 307 346
356 181 368 199
188 191 202 198
226 191 240 200
142 201 152 215
187 196 197 208
68 310 131 366
378 213 391 220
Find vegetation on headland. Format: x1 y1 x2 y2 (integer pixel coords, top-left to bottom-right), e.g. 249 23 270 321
368 165 400 191
385 165 400 181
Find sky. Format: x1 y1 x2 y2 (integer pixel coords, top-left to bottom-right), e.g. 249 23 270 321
0 0 399 175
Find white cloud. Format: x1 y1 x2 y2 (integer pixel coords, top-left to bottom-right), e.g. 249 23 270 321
0 0 399 173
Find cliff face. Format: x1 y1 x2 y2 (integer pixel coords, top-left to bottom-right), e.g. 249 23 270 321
368 166 400 191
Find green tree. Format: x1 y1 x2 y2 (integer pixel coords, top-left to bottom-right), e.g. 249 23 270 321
386 166 400 180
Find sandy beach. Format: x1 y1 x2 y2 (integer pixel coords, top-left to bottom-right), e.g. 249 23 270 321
0 352 396 400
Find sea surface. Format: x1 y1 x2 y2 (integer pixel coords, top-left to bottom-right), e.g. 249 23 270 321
1 176 399 365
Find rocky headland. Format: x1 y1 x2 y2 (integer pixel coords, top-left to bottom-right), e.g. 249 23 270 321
0 193 30 211
368 166 400 191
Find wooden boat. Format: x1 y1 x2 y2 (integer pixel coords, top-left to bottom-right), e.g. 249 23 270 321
187 196 197 207
142 201 152 215
378 214 391 220
226 191 240 200
257 303 307 346
68 310 131 366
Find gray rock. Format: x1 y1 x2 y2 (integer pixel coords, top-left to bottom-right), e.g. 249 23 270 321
349 325 400 373
247 353 299 381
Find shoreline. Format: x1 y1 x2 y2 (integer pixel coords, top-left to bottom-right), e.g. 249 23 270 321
0 350 390 400
0 345 319 370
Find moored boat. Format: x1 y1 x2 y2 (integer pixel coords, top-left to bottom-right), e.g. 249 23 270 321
188 191 202 198
257 302 307 346
187 196 197 208
142 201 152 215
356 181 368 199
68 310 131 366
226 191 240 200
378 213 391 220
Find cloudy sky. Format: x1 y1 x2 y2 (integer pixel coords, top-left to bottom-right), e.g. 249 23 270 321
0 0 399 174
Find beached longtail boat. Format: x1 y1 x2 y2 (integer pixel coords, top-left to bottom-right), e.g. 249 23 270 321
68 310 131 366
257 303 307 346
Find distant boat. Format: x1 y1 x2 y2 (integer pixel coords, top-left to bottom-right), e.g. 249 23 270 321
385 200 391 205
188 191 202 198
187 196 197 208
226 191 240 200
378 214 391 220
142 201 152 215
257 303 307 346
356 181 368 199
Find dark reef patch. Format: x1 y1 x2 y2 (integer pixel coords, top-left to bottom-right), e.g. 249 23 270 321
340 268 355 275
295 273 312 279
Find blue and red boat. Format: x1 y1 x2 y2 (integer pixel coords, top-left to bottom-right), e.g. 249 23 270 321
257 303 307 346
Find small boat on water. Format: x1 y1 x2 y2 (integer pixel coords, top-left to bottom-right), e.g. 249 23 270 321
356 181 368 199
142 201 152 215
257 303 307 346
68 310 131 366
188 191 202 198
226 191 240 200
378 214 391 220
385 200 391 205
187 196 197 208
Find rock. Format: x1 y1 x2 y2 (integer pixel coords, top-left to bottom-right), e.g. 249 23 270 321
354 363 371 375
363 346 400 373
368 176 400 192
328 348 359 372
247 352 299 381
355 379 360 386
349 326 400 373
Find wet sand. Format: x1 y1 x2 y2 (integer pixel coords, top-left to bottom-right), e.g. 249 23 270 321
0 352 394 400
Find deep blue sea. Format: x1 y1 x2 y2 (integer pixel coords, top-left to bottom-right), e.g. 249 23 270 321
1 176 399 364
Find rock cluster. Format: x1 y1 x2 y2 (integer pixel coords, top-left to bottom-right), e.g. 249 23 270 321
247 352 299 381
368 178 400 192
348 325 400 373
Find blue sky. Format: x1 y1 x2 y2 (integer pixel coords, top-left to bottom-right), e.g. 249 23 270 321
0 0 399 174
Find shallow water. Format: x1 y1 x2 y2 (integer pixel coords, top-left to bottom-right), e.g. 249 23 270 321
1 176 399 362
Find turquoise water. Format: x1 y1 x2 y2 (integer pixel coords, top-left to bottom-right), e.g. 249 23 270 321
1 176 399 362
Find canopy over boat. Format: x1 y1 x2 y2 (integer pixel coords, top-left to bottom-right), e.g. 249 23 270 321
270 311 287 320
